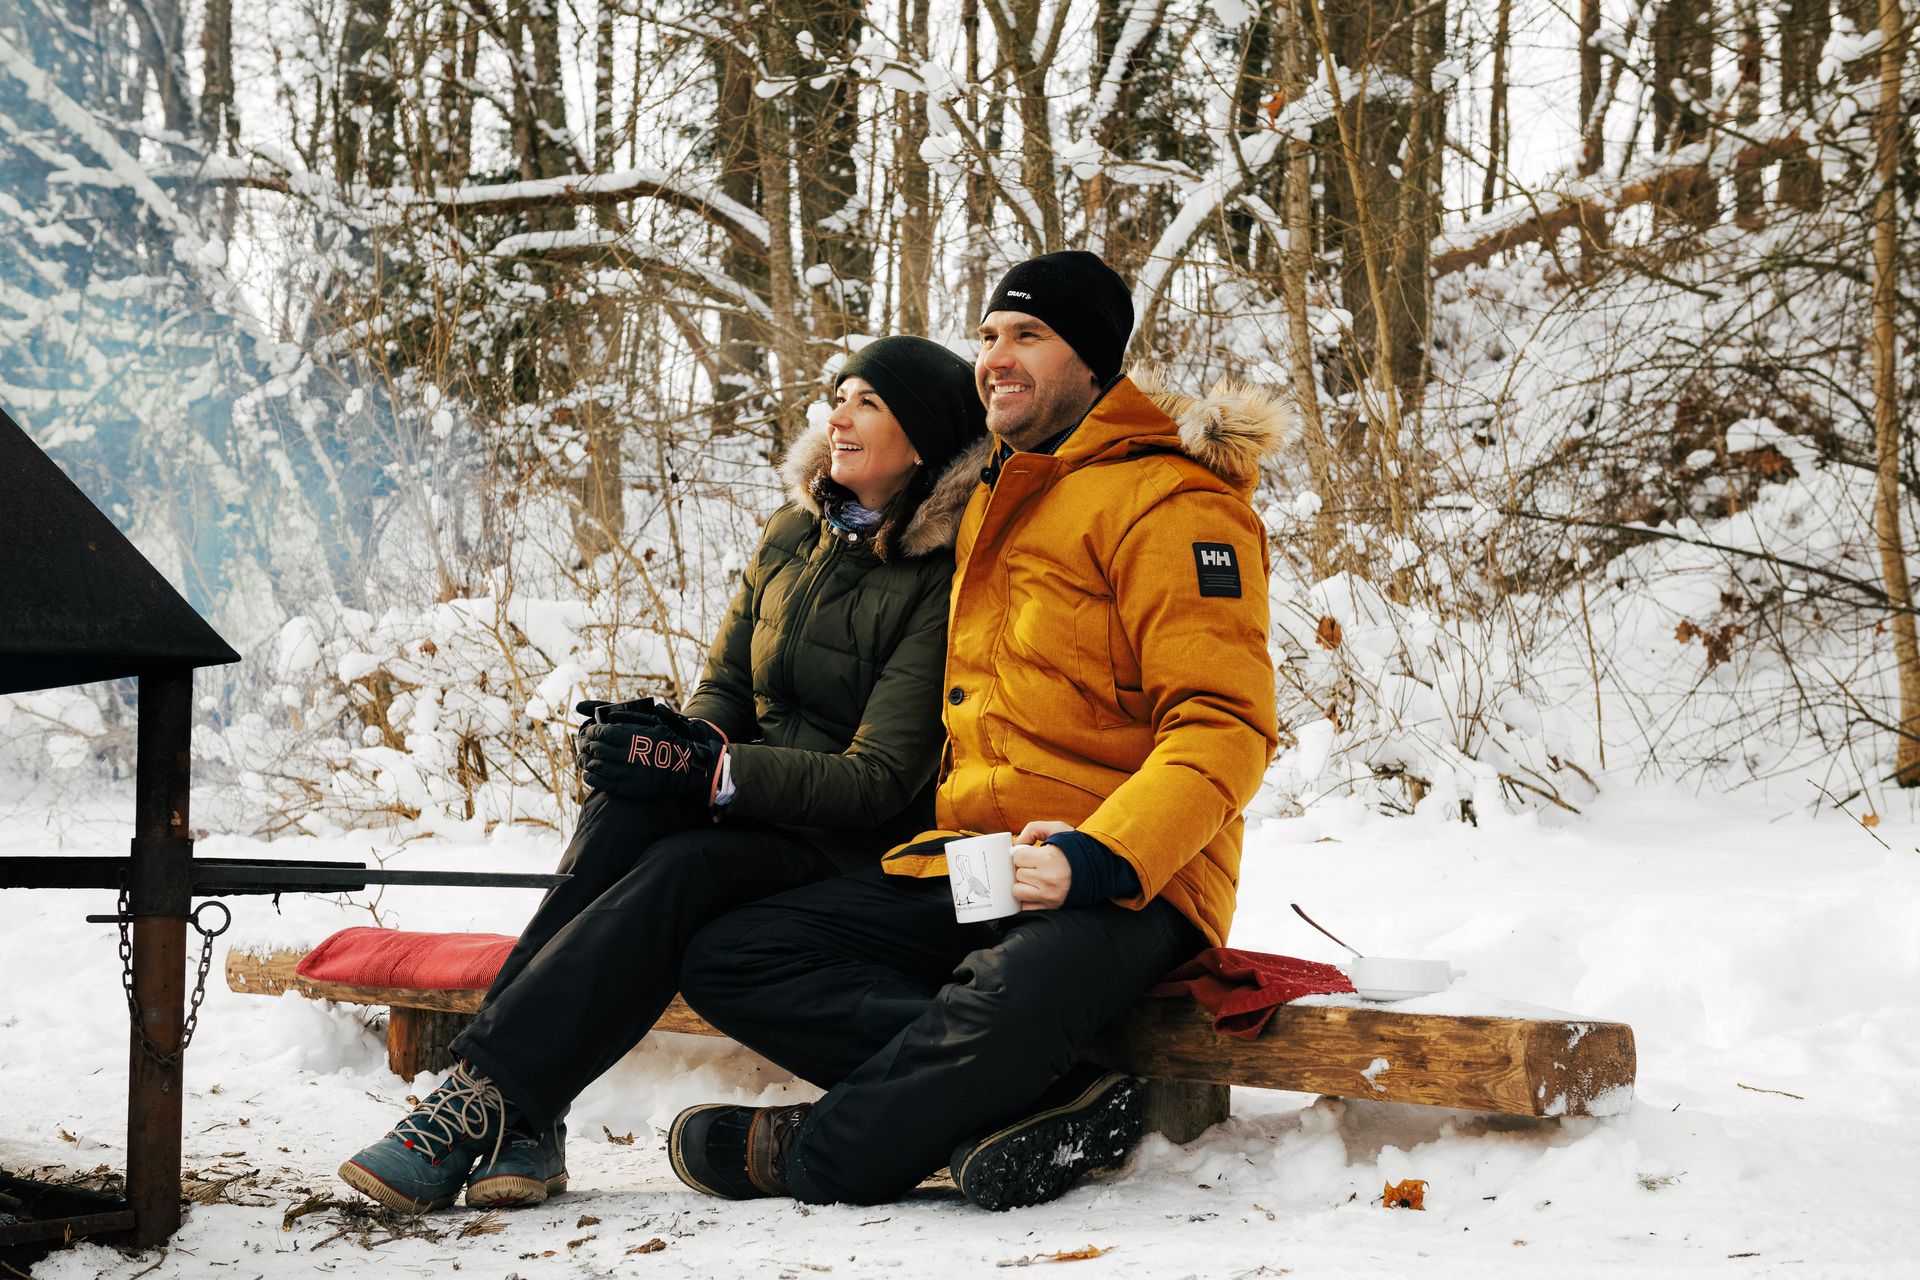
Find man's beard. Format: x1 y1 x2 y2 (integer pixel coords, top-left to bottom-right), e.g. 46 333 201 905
988 377 1099 450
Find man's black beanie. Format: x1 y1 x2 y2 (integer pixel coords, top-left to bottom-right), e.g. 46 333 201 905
834 335 986 472
981 250 1134 383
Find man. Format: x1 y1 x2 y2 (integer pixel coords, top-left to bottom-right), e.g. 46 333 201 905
669 250 1285 1210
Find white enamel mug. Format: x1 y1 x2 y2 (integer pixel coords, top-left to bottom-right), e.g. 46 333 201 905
945 831 1020 923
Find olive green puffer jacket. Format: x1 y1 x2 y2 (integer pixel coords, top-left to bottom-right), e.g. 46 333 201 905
680 425 991 868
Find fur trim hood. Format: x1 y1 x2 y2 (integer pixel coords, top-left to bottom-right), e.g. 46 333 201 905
1127 366 1295 489
780 424 992 560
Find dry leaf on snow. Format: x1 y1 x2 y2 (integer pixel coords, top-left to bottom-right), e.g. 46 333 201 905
996 1245 1112 1266
1383 1178 1427 1210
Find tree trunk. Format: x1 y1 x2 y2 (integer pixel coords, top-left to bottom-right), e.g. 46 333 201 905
439 5 477 187
1305 0 1410 539
754 29 813 449
1778 0 1830 208
1578 0 1603 176
595 0 616 178
895 0 933 333
1868 0 1919 782
1481 0 1510 216
128 0 192 139
508 0 573 227
1733 0 1765 227
1650 0 1716 225
961 0 993 323
710 33 769 415
335 0 395 186
200 0 236 230
1278 0 1338 575
984 0 1064 252
787 0 872 338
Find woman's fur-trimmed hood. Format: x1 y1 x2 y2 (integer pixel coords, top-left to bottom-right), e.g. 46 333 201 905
780 425 992 560
1128 365 1295 489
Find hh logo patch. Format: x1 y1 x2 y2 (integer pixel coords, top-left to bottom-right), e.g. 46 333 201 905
1192 542 1241 598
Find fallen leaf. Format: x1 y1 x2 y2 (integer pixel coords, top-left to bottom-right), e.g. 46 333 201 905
1383 1178 1427 1210
577 1214 601 1227
1862 813 1880 828
996 1245 1111 1266
58 1128 77 1143
603 1125 636 1145
628 1238 668 1254
1315 615 1343 649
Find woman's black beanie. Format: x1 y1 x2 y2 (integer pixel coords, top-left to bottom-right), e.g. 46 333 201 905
834 336 986 472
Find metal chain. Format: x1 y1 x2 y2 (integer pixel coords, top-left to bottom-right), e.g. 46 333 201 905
116 879 229 1072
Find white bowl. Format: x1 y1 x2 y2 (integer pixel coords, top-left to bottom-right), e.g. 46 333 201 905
1346 956 1453 1001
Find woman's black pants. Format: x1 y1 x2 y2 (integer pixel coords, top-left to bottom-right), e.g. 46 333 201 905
448 790 838 1128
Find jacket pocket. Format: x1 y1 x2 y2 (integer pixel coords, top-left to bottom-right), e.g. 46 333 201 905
1072 596 1131 729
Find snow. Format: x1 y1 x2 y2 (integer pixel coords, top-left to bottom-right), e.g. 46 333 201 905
3 785 1916 1276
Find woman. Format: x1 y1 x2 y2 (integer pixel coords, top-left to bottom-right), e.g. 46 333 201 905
339 336 988 1213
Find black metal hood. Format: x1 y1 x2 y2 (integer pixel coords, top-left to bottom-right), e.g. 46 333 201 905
0 406 240 694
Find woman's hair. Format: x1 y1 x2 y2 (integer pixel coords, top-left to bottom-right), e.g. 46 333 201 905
810 463 935 562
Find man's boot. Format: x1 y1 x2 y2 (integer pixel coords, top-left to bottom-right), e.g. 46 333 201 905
949 1066 1145 1211
667 1102 811 1199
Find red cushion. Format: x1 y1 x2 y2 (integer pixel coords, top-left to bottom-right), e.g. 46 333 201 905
295 927 517 991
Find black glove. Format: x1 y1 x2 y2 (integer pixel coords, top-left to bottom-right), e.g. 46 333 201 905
578 714 727 807
574 696 670 735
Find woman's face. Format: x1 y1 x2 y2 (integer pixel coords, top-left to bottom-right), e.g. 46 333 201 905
827 375 920 508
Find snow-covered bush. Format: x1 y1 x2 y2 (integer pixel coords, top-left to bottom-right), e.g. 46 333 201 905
194 584 688 834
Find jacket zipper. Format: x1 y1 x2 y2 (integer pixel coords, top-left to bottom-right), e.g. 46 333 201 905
780 523 849 700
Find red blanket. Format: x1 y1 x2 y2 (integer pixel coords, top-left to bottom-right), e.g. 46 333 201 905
296 927 515 991
1146 948 1355 1040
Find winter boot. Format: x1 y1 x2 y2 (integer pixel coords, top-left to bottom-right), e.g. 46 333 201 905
338 1061 511 1213
949 1066 1144 1211
467 1114 569 1208
667 1102 811 1200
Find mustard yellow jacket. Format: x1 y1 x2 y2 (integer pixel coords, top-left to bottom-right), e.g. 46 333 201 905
883 371 1289 946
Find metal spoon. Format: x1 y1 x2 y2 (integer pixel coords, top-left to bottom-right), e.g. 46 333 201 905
1290 902 1364 958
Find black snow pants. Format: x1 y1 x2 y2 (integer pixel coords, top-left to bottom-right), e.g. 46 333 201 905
449 789 839 1129
678 866 1202 1205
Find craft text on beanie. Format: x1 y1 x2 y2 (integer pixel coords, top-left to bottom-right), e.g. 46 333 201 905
980 251 1135 383
835 335 987 472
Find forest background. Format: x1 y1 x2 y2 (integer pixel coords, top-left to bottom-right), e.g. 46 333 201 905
1 0 1916 838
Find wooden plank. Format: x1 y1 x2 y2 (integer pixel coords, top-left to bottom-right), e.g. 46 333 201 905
230 948 1637 1119
1081 1000 1635 1118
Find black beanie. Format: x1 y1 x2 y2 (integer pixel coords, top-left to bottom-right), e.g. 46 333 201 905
834 335 986 472
981 250 1134 383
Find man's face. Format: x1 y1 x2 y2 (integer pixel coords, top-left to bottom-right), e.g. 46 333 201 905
975 311 1101 449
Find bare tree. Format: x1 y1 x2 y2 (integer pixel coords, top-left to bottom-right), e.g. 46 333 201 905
1868 0 1918 781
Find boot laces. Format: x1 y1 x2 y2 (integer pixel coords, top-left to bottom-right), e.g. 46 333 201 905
391 1061 508 1167
761 1104 809 1185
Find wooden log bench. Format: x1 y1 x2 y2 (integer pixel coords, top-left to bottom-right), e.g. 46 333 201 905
227 946 1636 1142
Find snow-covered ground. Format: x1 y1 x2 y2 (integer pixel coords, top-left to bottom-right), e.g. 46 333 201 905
4 784 1917 1278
